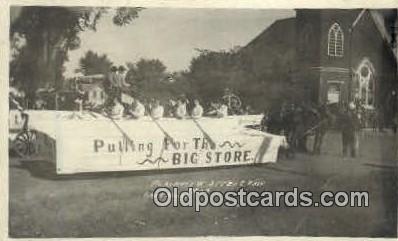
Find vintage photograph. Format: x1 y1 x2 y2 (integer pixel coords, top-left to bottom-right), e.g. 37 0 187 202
8 5 398 238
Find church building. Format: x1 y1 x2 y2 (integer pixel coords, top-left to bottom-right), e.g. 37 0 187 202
243 9 397 121
295 9 396 108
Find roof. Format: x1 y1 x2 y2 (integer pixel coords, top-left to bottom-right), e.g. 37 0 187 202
244 10 397 61
354 9 396 59
239 17 296 77
244 17 296 52
76 74 106 85
78 74 105 79
80 83 104 92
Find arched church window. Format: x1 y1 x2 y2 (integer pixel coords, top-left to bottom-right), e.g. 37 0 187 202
353 59 376 109
328 23 344 57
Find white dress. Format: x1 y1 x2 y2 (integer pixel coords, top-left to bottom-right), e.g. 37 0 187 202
131 102 146 118
175 104 187 119
191 105 203 118
110 102 124 119
217 105 228 118
151 105 164 119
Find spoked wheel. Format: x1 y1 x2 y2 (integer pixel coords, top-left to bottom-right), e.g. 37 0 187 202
13 130 38 158
223 94 242 110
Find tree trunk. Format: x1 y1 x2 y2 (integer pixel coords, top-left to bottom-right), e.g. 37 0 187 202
37 30 59 88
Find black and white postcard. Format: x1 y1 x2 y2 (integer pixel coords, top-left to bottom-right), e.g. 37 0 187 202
2 0 398 240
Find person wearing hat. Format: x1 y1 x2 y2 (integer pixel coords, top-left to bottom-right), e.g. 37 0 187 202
105 66 119 107
339 102 361 158
108 65 130 101
108 66 118 87
313 103 334 155
116 65 129 88
290 104 306 152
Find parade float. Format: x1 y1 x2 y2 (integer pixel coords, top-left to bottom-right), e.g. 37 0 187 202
9 84 285 174
9 108 286 174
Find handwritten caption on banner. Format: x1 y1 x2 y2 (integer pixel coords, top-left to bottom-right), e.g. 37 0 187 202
52 116 284 174
93 137 254 166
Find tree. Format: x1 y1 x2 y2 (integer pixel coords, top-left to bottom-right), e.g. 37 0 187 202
126 58 167 83
124 58 169 99
10 6 143 107
77 50 113 76
185 46 300 112
186 48 250 107
124 59 195 102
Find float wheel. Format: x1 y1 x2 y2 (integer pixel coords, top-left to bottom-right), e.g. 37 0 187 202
13 130 38 158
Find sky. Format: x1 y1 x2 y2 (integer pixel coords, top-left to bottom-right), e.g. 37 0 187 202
64 8 295 77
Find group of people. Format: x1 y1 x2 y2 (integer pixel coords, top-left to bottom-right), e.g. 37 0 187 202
101 65 248 120
104 96 203 120
261 100 362 158
105 65 130 104
103 93 240 120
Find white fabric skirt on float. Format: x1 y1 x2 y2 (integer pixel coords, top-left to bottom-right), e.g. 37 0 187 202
9 110 285 174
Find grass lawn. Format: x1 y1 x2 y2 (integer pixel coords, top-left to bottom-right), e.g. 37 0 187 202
8 131 397 238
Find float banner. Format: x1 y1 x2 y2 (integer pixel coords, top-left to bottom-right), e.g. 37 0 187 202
55 116 284 174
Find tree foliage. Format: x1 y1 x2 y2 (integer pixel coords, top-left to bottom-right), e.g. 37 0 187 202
77 50 113 76
123 59 195 102
185 47 296 112
10 6 142 107
123 48 294 112
186 48 252 108
125 58 167 99
126 58 167 84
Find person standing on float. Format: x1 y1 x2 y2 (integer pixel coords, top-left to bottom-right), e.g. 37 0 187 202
105 66 119 107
